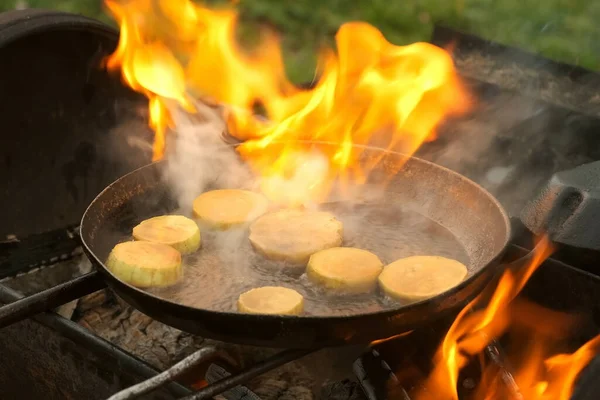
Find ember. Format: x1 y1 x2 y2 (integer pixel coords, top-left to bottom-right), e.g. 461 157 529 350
405 236 600 400
105 0 470 206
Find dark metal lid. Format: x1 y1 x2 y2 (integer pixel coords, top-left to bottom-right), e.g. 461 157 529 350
0 9 115 46
0 9 152 239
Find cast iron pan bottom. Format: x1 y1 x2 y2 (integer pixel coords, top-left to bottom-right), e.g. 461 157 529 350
81 145 510 347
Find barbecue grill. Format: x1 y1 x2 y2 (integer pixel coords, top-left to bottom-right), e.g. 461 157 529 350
1 9 600 400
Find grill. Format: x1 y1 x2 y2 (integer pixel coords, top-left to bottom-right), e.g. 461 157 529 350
1 9 600 400
355 239 600 400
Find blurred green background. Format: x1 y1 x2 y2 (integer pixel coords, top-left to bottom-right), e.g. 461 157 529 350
1 0 599 83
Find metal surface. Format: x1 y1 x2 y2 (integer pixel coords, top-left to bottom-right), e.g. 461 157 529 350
353 348 406 400
80 143 511 348
483 340 522 399
0 270 106 329
0 282 190 399
573 356 600 400
108 347 223 400
179 349 316 400
430 24 600 85
521 160 600 250
204 364 261 400
418 23 600 220
0 225 80 279
355 242 600 399
0 9 152 240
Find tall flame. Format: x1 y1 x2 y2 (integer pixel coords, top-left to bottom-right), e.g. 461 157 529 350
409 236 600 400
105 0 470 205
105 1 600 395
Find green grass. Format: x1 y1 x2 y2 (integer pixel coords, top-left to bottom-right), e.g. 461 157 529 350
1 0 599 83
226 0 600 82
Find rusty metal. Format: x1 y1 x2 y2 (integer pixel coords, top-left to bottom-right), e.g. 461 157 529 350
430 24 600 85
0 282 190 399
0 225 80 279
353 348 409 400
522 161 600 250
179 349 316 400
107 346 233 400
484 341 523 400
0 270 105 329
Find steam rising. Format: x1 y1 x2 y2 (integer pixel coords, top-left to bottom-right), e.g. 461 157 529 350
142 100 475 314
162 101 267 268
160 78 581 221
115 41 591 315
164 101 256 212
417 91 554 216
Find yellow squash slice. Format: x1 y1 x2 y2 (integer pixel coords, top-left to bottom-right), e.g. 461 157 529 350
132 215 201 254
307 247 383 294
106 241 182 288
248 209 343 267
237 286 304 315
378 255 468 301
192 189 269 230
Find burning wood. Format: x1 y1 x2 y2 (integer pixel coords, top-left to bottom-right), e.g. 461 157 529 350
383 237 600 400
75 289 368 400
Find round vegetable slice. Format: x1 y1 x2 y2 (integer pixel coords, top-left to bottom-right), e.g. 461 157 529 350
378 255 468 301
237 286 304 315
106 241 182 288
192 189 269 230
248 209 343 267
307 247 383 293
132 215 201 254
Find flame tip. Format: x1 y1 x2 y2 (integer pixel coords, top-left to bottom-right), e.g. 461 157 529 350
107 0 470 204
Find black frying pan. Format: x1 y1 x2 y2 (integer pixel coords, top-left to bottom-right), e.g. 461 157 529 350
80 143 511 348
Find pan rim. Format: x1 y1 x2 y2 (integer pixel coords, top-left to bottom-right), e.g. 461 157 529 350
80 144 512 324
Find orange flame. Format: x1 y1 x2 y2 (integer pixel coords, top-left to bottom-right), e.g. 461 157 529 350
105 0 470 205
370 331 414 347
408 236 600 400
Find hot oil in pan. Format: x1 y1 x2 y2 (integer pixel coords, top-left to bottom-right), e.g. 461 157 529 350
147 202 470 316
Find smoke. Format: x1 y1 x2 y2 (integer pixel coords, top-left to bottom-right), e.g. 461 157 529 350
412 36 600 218
138 43 592 279
158 57 588 222
160 101 268 271
416 86 554 216
163 101 257 212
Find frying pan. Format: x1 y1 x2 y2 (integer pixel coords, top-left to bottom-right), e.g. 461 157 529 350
80 142 511 348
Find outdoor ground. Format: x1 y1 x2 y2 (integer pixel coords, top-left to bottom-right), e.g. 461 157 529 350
1 0 598 83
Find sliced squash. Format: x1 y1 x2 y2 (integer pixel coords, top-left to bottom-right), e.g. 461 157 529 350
192 189 269 230
378 255 468 301
237 286 304 315
106 241 182 287
248 209 343 267
307 247 383 293
133 215 201 254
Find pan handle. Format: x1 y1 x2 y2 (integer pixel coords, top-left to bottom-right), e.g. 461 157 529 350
0 269 106 329
521 160 600 250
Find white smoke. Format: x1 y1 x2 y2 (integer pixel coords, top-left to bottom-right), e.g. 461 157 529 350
163 101 257 212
